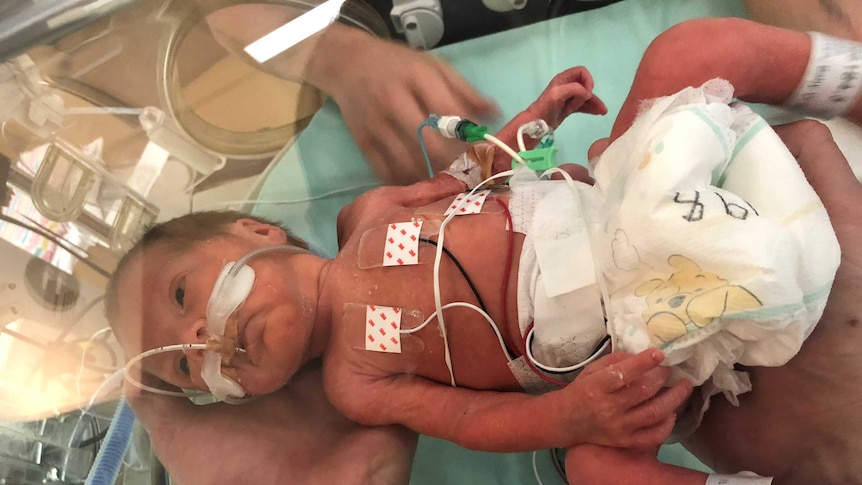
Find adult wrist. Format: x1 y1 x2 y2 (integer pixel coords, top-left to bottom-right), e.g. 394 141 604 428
305 23 375 95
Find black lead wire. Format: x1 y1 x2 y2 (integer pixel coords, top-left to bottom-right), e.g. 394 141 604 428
419 237 521 359
418 237 488 314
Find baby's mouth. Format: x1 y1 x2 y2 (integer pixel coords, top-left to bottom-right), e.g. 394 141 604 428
205 313 246 365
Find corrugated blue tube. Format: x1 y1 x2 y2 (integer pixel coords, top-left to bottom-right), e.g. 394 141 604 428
84 396 136 485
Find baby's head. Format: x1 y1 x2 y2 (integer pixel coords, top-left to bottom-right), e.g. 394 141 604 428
107 210 318 398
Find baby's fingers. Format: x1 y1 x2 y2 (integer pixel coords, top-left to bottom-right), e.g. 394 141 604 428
614 365 672 408
549 66 596 92
626 380 693 430
597 348 666 393
577 92 608 116
626 413 679 448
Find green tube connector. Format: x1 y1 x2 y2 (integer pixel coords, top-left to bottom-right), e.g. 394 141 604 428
512 146 558 172
455 120 489 142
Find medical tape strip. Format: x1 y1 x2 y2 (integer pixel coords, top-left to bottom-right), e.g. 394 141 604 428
784 32 862 119
383 220 423 267
357 195 504 269
441 143 496 189
365 304 403 353
343 303 424 353
443 189 492 216
414 191 504 218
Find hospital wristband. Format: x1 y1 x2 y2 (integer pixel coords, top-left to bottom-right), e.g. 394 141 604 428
784 32 862 119
705 472 773 485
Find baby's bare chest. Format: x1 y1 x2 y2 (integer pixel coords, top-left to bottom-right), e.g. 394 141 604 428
328 197 524 390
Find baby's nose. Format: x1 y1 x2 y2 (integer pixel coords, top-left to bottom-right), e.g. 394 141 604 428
183 316 209 344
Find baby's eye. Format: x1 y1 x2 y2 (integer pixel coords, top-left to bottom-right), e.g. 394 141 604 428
179 356 190 377
174 278 186 307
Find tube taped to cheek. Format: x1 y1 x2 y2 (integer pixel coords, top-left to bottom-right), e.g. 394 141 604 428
203 262 255 401
785 32 862 119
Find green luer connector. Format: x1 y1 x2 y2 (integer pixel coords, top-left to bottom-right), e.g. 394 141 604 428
512 146 558 172
462 123 489 142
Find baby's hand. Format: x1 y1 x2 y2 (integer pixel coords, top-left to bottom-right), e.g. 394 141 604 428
490 66 608 173
527 66 608 129
561 348 692 449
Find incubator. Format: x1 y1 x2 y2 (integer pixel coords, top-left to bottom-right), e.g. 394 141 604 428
0 1 389 483
8 0 859 484
0 1 572 482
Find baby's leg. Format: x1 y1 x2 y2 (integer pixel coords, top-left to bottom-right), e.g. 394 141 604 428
564 444 707 485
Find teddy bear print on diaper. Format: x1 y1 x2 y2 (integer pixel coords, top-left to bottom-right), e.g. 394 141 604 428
591 80 840 397
634 255 762 347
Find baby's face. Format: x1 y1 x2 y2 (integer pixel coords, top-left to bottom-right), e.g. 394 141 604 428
114 234 314 397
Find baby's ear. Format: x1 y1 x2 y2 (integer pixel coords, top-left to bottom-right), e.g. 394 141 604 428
233 218 287 245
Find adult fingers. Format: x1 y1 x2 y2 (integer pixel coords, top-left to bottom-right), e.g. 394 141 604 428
350 110 422 183
776 120 862 218
433 58 499 120
402 75 485 173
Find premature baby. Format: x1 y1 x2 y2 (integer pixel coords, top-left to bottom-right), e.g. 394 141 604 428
108 67 838 455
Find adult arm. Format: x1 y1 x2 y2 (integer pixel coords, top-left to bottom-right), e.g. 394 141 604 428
561 123 861 485
611 17 862 141
204 4 496 184
683 120 862 485
744 0 862 41
129 363 418 485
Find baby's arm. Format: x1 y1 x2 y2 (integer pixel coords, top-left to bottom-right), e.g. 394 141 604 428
490 66 607 173
326 348 691 453
612 17 862 141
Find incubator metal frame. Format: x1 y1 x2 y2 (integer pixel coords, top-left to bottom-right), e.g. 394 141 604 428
158 0 388 158
0 1 389 483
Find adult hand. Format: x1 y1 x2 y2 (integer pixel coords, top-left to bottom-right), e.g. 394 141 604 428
205 7 495 185
562 348 693 449
308 27 498 184
127 363 418 485
683 120 862 484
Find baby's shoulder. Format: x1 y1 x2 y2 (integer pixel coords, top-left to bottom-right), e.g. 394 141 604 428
336 187 404 247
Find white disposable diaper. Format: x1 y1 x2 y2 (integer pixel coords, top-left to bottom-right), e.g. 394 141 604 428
591 79 841 405
511 170 607 371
